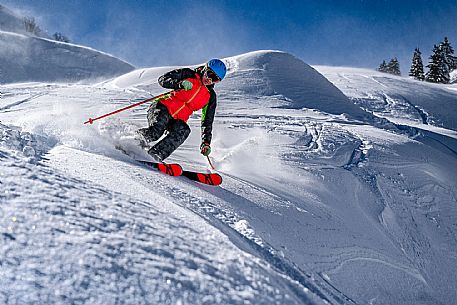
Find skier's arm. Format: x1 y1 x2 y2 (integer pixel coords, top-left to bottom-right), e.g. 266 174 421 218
201 90 217 145
158 68 196 90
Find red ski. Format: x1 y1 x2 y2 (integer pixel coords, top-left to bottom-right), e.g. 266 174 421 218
182 171 223 186
137 160 183 176
137 160 222 186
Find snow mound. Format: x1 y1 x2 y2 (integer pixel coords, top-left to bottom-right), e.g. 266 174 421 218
223 51 369 119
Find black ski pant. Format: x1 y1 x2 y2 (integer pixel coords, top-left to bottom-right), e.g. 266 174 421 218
145 102 191 160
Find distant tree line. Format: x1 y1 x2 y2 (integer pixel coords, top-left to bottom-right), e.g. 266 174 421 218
378 58 401 76
378 37 457 84
23 16 70 43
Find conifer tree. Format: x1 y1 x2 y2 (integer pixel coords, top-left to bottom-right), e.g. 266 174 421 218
386 58 401 76
53 32 70 43
23 16 41 35
426 44 450 83
409 48 425 80
378 60 388 73
440 37 457 71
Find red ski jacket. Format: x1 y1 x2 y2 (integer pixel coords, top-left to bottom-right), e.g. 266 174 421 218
157 67 217 144
159 72 211 122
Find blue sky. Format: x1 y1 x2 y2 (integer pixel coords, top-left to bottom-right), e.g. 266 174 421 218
3 0 457 73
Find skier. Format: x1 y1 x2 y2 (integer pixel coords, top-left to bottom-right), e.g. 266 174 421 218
137 59 226 162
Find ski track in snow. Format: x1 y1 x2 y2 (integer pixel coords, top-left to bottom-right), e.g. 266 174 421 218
0 93 47 112
1 52 457 305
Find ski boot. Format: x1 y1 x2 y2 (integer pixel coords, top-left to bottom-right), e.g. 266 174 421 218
147 147 164 163
136 127 155 148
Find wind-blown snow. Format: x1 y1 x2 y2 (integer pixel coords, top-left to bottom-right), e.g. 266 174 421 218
0 6 134 84
0 4 50 38
1 49 457 305
0 31 134 83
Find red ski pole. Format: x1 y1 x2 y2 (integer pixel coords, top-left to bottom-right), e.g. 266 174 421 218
206 156 216 170
84 91 172 125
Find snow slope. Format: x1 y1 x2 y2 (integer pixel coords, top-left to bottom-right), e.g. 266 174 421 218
316 66 457 133
0 6 134 83
1 51 457 305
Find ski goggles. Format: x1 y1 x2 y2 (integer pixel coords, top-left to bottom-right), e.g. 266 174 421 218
204 67 221 83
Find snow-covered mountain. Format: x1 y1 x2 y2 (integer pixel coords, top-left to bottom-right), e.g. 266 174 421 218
1 49 457 305
0 5 134 83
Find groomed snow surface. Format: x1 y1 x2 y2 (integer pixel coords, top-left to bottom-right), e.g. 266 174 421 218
1 50 457 305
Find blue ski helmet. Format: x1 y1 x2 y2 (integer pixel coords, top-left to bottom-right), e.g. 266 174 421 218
207 59 226 80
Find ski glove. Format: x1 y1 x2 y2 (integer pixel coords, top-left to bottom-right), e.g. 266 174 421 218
200 142 211 156
181 80 193 91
